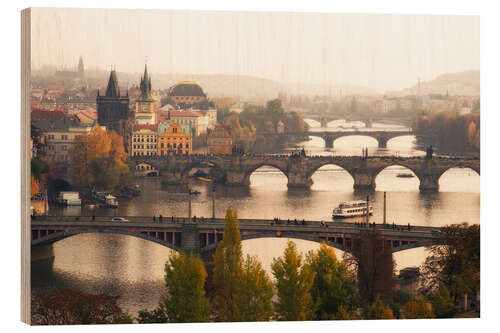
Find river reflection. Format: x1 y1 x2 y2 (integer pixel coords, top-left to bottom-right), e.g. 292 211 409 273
32 119 480 316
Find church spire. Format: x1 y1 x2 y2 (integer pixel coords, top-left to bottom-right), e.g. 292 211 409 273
105 69 121 97
138 61 152 101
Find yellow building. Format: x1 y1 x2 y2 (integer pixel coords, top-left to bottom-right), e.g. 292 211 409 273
130 124 158 157
157 122 192 156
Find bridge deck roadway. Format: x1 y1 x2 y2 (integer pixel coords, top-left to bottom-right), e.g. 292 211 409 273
32 216 442 240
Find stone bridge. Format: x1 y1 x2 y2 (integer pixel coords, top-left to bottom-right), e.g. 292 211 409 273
130 154 479 192
31 216 445 258
266 129 414 148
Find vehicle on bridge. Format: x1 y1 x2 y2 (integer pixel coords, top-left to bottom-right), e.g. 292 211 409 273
333 200 373 219
111 217 129 222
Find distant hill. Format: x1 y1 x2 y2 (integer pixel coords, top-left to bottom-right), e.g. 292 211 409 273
391 70 480 96
33 67 373 101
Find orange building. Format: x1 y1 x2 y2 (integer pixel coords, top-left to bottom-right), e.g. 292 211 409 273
157 122 192 156
207 125 232 154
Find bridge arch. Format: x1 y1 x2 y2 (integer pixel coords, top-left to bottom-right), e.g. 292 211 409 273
437 166 480 192
244 163 289 186
180 159 225 181
31 228 182 252
199 234 349 254
332 134 379 148
374 164 421 191
386 134 416 149
306 162 355 182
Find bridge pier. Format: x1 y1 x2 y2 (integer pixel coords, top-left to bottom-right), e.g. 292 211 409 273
181 223 200 252
324 136 334 149
287 172 313 189
418 174 440 192
352 170 376 190
225 170 250 186
377 137 389 149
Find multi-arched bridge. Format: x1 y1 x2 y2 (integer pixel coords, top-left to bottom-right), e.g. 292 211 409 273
31 216 444 257
262 129 413 148
131 154 479 192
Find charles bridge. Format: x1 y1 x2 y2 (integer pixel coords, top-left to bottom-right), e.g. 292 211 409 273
131 153 479 192
31 216 445 261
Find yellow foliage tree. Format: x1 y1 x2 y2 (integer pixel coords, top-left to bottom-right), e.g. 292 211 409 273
69 126 130 190
401 296 435 319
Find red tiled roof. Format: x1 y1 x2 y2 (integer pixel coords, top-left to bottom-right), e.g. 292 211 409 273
133 123 158 132
160 110 203 117
31 109 77 121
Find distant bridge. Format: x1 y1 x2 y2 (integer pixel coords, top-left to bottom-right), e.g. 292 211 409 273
131 154 479 192
31 216 445 255
264 129 414 148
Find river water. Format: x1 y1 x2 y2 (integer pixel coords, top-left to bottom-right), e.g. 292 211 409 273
32 119 480 316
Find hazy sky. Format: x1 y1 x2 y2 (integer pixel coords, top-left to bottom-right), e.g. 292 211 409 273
31 8 479 92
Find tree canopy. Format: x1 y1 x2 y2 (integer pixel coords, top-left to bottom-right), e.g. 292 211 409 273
305 243 359 319
271 240 315 321
68 126 131 190
420 223 480 302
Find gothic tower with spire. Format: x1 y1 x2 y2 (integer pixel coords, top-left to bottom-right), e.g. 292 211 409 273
97 69 130 132
77 56 85 79
134 63 156 124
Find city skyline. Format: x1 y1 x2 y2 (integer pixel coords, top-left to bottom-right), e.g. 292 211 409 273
31 8 479 93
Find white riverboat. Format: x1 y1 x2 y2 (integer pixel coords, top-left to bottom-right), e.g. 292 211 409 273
332 200 373 219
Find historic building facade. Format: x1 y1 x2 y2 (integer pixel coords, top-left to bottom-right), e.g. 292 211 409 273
129 124 158 157
207 125 232 154
157 122 192 156
96 70 130 134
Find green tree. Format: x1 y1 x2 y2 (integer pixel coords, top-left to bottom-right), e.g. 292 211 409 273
160 251 210 323
420 223 480 302
431 283 456 318
305 243 359 319
401 296 435 319
272 240 315 321
363 297 395 320
212 207 244 321
212 207 273 322
239 255 274 321
136 306 168 323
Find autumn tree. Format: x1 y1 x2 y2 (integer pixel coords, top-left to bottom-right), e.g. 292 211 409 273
420 223 480 303
272 240 315 321
363 296 395 320
400 296 435 319
68 126 131 190
159 251 210 323
211 207 273 322
430 283 456 318
239 255 274 321
305 243 359 319
31 289 132 325
212 207 244 321
344 228 395 305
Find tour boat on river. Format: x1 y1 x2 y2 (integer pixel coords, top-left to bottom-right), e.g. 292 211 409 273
332 200 373 219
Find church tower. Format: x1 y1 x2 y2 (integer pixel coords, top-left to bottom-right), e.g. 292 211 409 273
78 56 85 79
97 69 130 132
134 63 156 124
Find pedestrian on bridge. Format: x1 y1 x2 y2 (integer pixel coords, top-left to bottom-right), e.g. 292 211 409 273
153 216 155 222
159 215 163 223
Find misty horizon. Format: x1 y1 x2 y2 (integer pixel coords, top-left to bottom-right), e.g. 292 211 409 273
31 8 479 94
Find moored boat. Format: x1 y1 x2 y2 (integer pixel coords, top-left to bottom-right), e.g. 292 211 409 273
333 200 373 219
